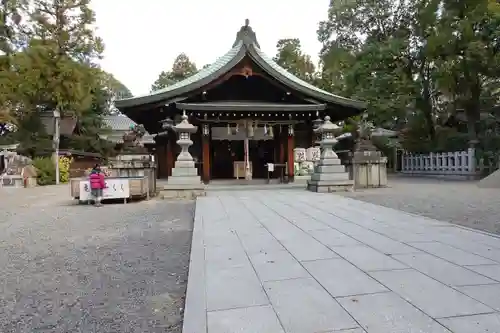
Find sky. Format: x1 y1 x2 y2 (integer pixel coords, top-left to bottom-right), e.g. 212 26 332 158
91 0 330 96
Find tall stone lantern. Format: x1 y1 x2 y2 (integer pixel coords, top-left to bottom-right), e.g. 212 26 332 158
162 111 205 199
317 116 340 157
312 116 323 146
173 112 197 167
307 116 353 192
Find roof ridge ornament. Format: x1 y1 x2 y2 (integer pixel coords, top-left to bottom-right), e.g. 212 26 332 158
232 18 260 49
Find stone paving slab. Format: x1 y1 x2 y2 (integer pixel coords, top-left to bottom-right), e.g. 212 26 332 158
183 190 500 333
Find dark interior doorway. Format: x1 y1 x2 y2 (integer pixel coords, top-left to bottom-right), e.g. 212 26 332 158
210 139 275 179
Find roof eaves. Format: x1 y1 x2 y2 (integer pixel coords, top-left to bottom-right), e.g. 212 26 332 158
247 44 366 110
115 41 246 109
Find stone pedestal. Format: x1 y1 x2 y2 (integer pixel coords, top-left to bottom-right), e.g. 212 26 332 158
107 153 157 196
161 112 205 200
307 116 353 193
0 149 35 188
348 151 388 188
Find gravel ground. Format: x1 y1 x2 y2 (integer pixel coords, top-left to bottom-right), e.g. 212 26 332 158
338 175 500 235
0 185 194 333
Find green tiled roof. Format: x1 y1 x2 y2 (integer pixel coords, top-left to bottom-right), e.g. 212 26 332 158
250 45 365 109
149 41 243 95
115 41 245 109
101 115 154 143
115 21 365 111
103 115 137 131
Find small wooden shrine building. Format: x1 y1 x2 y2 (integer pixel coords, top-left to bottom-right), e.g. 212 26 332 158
115 20 365 183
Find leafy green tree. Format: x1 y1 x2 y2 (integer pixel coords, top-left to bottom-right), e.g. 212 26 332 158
28 0 104 114
0 0 29 56
432 0 500 142
0 0 30 131
99 71 133 114
151 53 198 91
317 0 440 139
273 38 316 83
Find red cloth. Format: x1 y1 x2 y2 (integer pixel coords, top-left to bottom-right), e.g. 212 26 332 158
89 172 106 189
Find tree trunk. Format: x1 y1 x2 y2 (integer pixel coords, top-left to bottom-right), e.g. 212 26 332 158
465 77 482 146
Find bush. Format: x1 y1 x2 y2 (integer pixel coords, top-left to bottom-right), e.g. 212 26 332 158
32 156 73 185
33 157 55 186
58 156 72 183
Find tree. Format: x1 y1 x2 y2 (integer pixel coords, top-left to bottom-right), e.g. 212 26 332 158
432 0 500 142
1 1 135 157
273 38 316 83
151 53 198 91
0 0 30 132
0 0 29 56
318 0 500 151
317 0 439 138
29 0 104 177
99 71 133 114
28 0 104 113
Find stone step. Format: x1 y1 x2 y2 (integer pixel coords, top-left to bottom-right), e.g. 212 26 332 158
311 173 350 182
166 176 202 185
315 165 346 173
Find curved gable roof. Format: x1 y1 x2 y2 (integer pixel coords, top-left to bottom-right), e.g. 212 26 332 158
115 20 365 110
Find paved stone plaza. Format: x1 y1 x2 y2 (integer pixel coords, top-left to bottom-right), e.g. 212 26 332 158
340 176 500 234
184 190 500 333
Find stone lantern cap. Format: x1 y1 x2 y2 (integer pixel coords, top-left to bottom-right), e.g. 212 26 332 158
174 111 197 134
312 117 323 130
315 116 340 134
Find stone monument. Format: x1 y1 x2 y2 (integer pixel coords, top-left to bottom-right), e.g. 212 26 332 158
161 112 205 199
307 116 353 192
0 145 36 188
120 124 148 154
106 124 156 197
348 118 388 188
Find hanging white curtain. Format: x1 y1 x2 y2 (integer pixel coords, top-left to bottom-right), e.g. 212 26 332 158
211 127 273 140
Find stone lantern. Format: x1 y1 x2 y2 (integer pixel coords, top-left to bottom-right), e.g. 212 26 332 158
173 111 197 166
162 111 205 199
307 116 353 192
317 116 340 156
312 116 323 146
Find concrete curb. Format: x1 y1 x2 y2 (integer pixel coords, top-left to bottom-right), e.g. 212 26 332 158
181 200 207 333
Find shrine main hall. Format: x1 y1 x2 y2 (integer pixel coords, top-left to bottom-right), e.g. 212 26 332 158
115 20 365 183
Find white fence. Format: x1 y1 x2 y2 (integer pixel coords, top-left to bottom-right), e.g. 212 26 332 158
401 148 477 177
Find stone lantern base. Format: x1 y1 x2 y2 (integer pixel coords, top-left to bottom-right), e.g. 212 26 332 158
160 112 206 200
307 150 353 193
161 160 206 200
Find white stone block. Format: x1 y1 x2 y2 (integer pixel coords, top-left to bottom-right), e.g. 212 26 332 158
294 148 306 162
306 147 320 161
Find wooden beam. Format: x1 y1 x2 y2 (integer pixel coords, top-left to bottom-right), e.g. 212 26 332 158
167 136 174 177
202 131 210 184
287 131 294 182
156 141 165 178
279 129 285 164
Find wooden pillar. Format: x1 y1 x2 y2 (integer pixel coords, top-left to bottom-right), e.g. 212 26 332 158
166 136 174 177
156 139 166 178
279 127 285 164
202 124 210 184
287 125 294 182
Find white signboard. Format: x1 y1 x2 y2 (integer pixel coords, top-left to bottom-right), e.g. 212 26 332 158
79 178 130 201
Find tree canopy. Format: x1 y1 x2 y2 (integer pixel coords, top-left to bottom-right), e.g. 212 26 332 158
2 0 500 158
151 53 198 91
315 0 500 152
0 0 132 156
273 38 316 83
